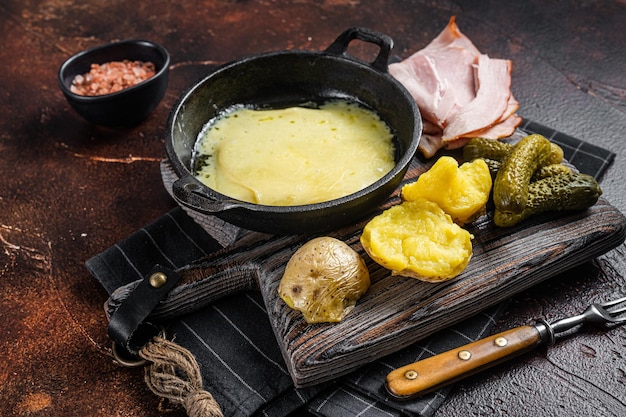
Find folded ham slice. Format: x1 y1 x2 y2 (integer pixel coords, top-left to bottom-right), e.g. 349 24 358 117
389 17 521 158
441 54 512 140
389 17 479 130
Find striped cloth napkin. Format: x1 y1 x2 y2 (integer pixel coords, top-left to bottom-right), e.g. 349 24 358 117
87 120 614 417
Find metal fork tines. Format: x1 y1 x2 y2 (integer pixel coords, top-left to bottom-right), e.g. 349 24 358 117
550 295 626 335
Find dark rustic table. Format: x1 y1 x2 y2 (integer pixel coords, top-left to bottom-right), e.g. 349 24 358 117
1 1 625 416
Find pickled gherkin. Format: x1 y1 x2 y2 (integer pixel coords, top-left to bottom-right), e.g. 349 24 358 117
462 135 599 228
463 137 512 162
532 163 572 181
493 134 552 214
464 136 563 167
494 172 602 227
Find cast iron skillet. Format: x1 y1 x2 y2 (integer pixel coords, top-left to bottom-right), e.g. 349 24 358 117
166 27 421 234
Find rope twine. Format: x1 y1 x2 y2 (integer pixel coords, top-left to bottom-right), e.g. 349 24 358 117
139 335 224 417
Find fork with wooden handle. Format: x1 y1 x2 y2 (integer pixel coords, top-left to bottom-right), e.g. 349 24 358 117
385 296 626 399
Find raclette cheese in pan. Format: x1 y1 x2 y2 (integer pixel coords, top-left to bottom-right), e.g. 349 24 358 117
193 99 395 206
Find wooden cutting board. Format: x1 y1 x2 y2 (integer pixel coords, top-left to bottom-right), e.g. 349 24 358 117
109 138 626 388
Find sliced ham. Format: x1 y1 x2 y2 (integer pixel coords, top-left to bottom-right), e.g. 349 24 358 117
389 16 478 129
441 54 512 141
418 133 445 159
422 119 442 135
468 113 522 139
389 16 522 157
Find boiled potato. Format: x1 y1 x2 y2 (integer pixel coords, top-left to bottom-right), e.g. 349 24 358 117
402 156 492 224
360 198 473 282
278 237 370 324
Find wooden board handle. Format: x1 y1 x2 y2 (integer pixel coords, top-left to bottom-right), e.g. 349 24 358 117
385 325 544 399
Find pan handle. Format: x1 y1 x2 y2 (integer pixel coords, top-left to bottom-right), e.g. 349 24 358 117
324 27 393 72
172 174 242 214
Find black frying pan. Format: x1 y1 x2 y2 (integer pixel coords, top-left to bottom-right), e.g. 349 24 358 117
165 27 421 234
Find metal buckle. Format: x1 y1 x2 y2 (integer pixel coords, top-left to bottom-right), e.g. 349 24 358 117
111 341 149 368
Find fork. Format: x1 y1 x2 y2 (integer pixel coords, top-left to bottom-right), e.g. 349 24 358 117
385 296 626 399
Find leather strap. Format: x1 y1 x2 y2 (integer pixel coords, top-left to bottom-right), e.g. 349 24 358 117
108 265 182 356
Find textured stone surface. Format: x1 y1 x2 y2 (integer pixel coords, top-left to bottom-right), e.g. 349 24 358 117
1 1 624 416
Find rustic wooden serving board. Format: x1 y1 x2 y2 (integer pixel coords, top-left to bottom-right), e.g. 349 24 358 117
109 137 626 388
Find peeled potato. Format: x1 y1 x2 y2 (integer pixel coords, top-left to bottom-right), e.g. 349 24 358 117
402 156 492 224
278 237 370 324
360 198 473 282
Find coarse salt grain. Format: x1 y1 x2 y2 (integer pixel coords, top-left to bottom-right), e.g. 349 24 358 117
70 60 156 96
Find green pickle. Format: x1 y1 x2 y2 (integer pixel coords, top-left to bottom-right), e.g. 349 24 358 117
463 137 512 162
483 158 501 180
462 135 598 227
494 172 602 227
464 137 563 167
543 143 564 166
493 134 552 214
532 163 571 181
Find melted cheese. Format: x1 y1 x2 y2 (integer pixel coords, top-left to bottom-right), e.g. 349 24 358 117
194 100 395 206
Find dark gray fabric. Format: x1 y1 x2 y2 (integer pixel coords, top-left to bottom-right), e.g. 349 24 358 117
86 121 614 417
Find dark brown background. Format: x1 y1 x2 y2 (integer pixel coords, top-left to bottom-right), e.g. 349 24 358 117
1 1 625 416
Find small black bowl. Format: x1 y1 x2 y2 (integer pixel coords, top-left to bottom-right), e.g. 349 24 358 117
58 39 170 127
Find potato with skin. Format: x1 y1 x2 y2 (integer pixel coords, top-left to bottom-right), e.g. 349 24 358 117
278 237 370 324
